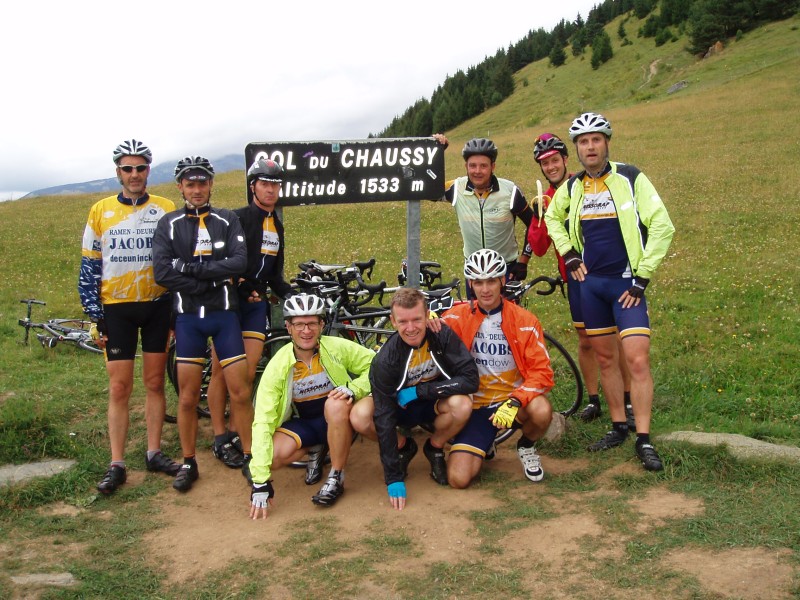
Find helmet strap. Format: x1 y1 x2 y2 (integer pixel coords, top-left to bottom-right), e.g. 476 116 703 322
182 191 211 210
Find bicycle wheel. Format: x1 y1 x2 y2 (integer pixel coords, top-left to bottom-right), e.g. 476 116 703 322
165 340 212 424
544 332 583 418
78 337 103 354
43 319 93 336
43 320 103 354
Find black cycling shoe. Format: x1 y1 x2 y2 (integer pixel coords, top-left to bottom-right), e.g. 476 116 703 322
636 443 664 471
397 437 418 477
172 463 199 492
311 476 345 507
229 433 243 454
212 441 245 469
305 443 328 485
423 439 448 486
587 429 628 452
579 402 602 422
97 465 126 495
625 404 637 431
145 452 181 476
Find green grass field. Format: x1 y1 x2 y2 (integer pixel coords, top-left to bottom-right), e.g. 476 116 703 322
0 12 798 599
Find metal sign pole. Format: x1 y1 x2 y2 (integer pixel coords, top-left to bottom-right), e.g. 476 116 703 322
406 200 421 289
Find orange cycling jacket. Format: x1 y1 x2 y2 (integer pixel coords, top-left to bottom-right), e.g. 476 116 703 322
442 299 554 407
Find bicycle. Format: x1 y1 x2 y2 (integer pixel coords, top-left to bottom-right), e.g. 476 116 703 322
18 299 103 354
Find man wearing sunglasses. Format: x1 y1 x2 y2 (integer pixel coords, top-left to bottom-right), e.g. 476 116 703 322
79 139 180 496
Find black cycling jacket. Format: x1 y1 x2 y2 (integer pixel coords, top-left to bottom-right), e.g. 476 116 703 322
152 205 247 315
369 325 478 485
233 202 293 300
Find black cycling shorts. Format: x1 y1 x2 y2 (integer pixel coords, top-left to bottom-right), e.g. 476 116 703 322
103 301 171 361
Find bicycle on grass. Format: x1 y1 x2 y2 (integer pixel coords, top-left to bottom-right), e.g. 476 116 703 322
18 299 103 354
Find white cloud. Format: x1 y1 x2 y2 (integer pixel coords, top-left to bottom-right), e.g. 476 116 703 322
1 0 599 193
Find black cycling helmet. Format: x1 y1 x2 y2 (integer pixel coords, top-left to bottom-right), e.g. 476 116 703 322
174 156 215 182
533 133 568 163
247 158 284 184
113 139 152 165
462 138 498 162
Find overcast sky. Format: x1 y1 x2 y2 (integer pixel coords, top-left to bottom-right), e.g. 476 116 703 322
1 0 599 199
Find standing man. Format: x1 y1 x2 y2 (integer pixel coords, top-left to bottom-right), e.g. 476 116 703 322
526 133 633 427
545 113 675 471
80 139 180 495
350 288 477 510
153 156 250 492
249 294 375 517
205 158 295 471
442 250 554 488
433 135 534 285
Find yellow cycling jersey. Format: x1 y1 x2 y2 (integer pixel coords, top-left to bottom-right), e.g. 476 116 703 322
81 194 175 306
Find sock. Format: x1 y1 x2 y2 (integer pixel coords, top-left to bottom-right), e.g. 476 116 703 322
636 433 651 447
624 391 631 404
612 422 629 437
588 394 601 405
146 450 160 461
228 431 240 442
516 435 535 449
214 433 229 447
110 460 126 469
183 455 197 466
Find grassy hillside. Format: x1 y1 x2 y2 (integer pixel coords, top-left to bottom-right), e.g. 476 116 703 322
0 11 798 598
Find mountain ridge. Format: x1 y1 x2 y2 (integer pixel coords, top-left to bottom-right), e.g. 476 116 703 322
22 154 244 199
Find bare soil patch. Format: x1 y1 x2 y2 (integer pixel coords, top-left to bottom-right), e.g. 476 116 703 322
665 547 797 599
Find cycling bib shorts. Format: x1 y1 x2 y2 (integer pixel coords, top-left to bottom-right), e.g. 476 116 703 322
581 275 650 338
239 299 268 341
174 311 246 367
277 415 327 449
451 404 507 458
103 301 171 361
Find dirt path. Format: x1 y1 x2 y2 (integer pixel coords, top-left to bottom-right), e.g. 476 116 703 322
139 433 796 599
6 430 797 598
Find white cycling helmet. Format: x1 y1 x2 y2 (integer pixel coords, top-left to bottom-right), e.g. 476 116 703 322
113 139 152 164
568 112 613 142
283 293 326 317
464 249 507 280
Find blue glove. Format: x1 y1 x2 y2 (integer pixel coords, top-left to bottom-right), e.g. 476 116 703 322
387 481 406 500
396 386 418 408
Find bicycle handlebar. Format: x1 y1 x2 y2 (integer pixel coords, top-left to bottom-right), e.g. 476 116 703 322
504 275 565 301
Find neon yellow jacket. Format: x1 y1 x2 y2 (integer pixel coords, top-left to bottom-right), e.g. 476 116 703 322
250 335 375 484
544 161 674 280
